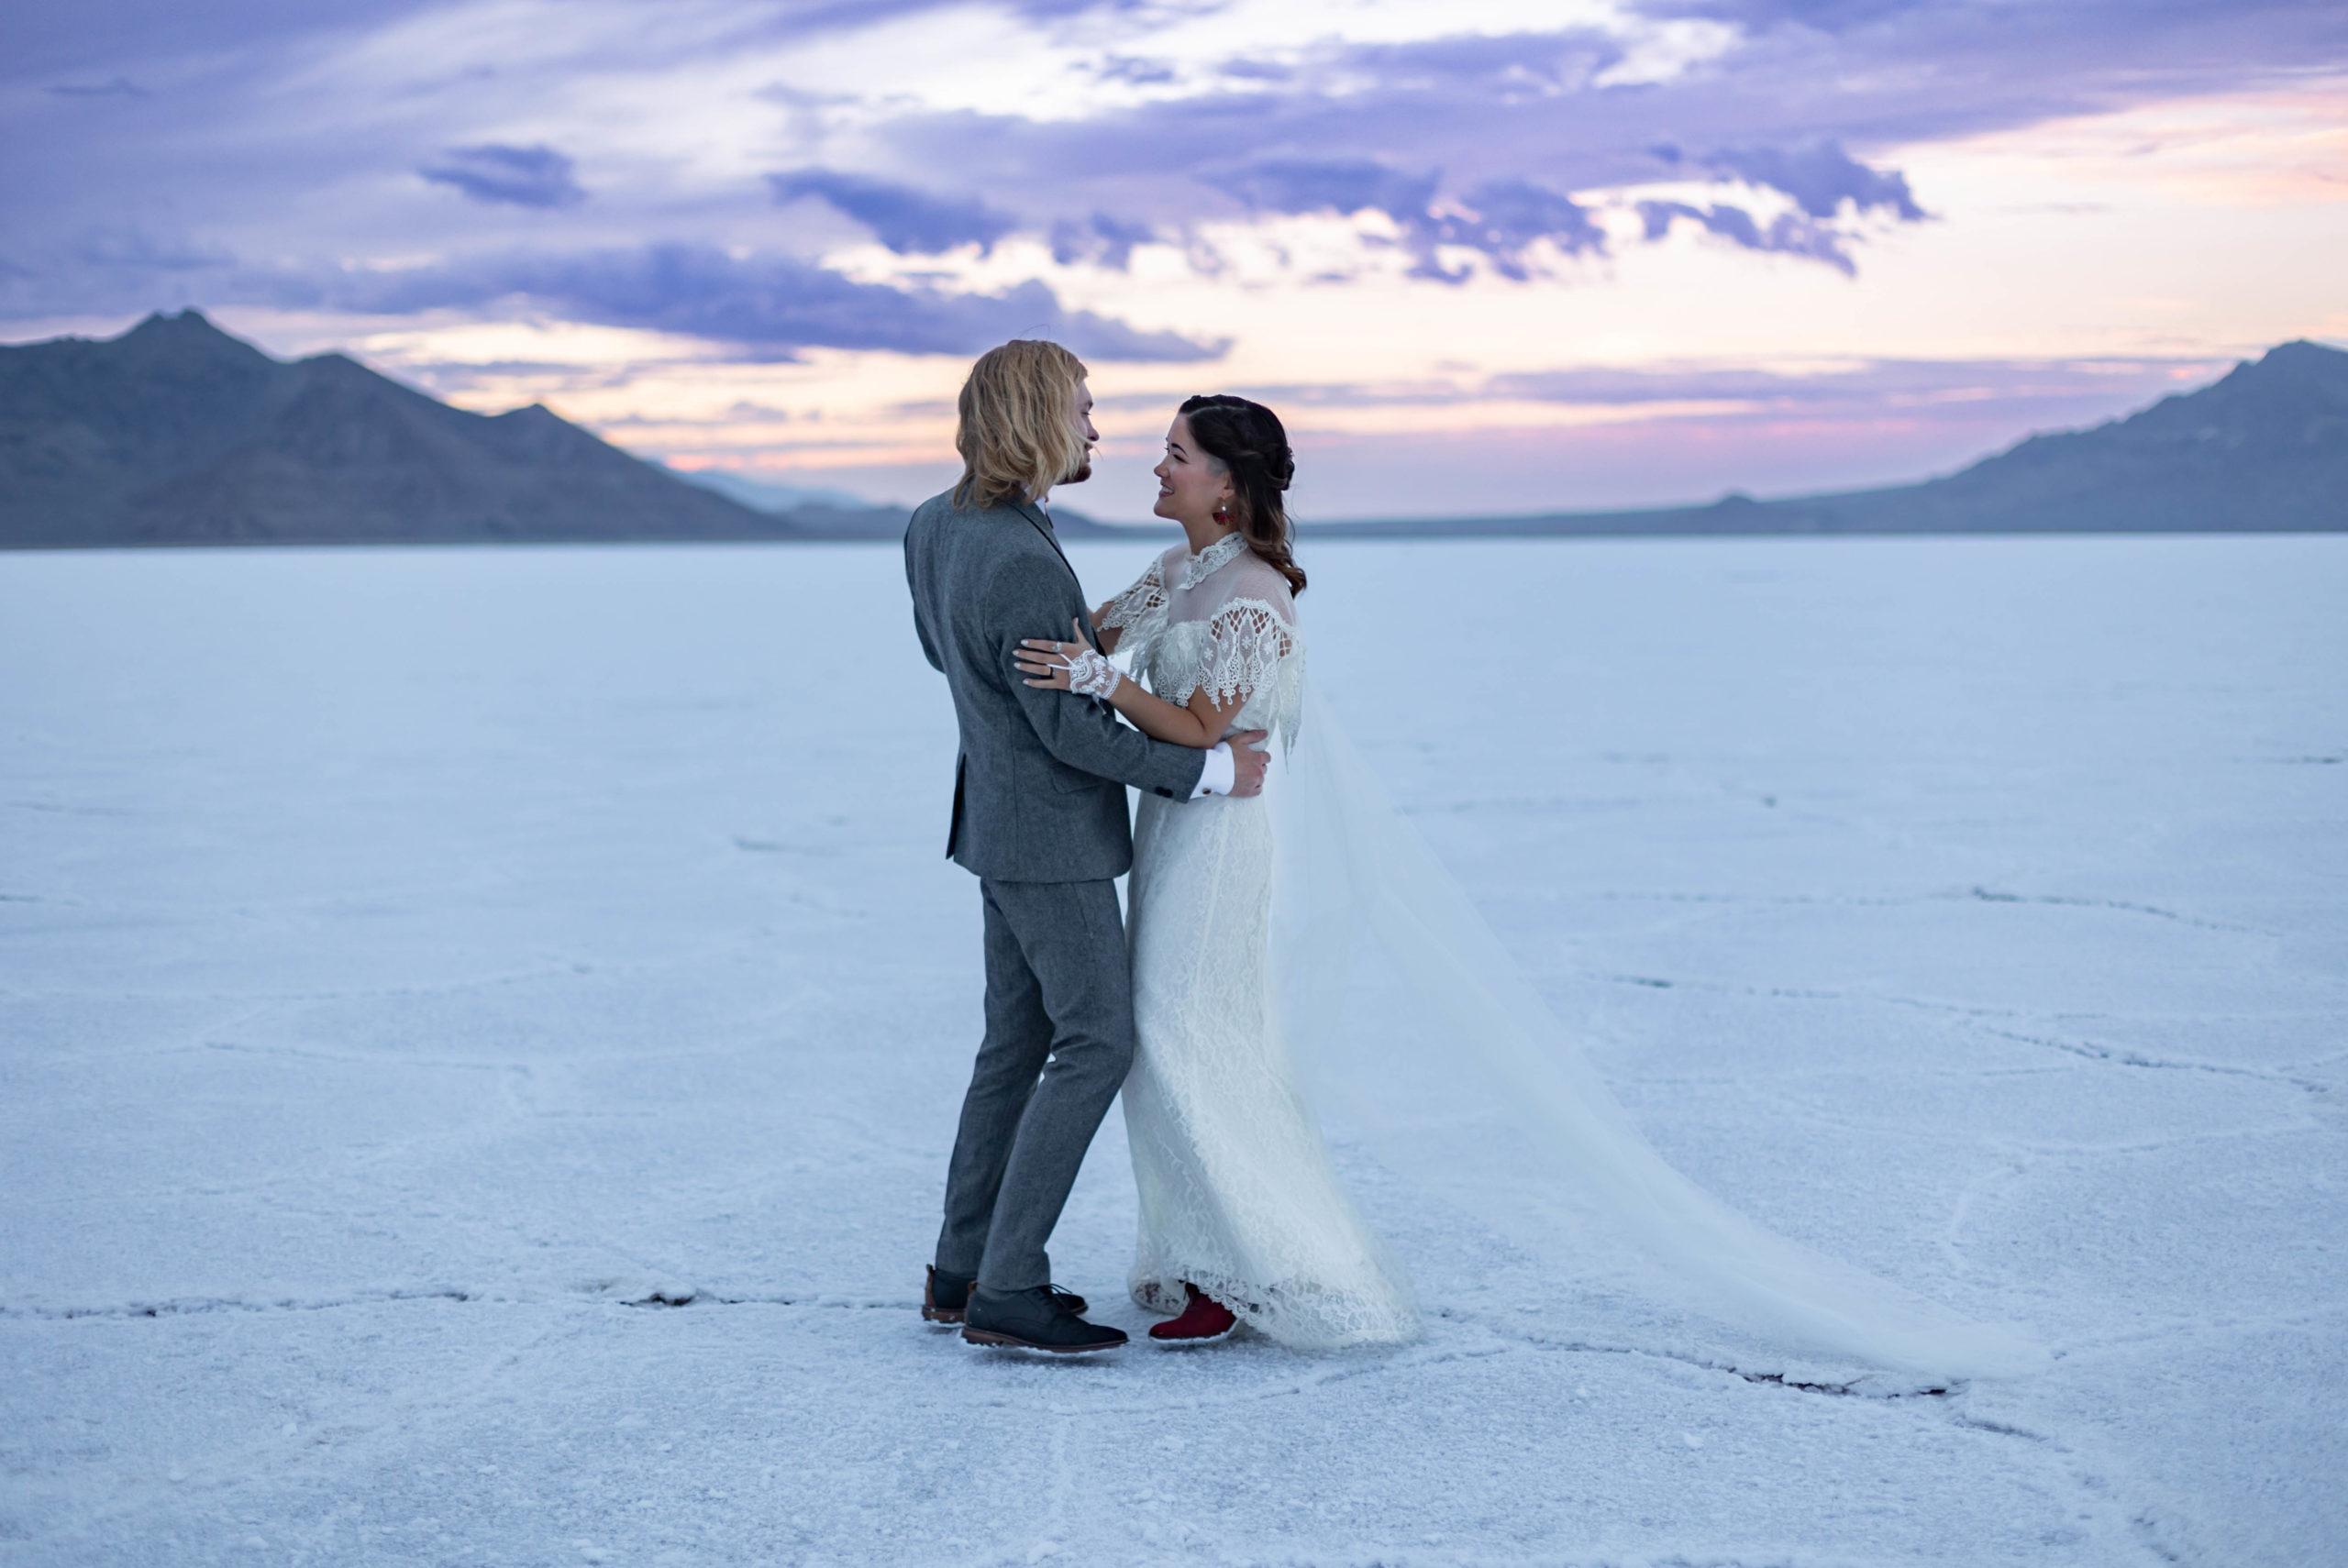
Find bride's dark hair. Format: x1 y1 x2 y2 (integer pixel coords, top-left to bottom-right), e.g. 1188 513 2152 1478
1179 393 1305 597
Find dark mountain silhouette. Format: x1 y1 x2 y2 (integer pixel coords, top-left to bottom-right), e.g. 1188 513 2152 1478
0 311 844 547
1308 339 2348 537
0 310 1134 547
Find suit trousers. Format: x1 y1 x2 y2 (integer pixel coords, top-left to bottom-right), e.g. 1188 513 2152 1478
936 877 1137 1293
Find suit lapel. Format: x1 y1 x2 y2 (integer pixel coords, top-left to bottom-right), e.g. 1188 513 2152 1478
1011 499 1077 581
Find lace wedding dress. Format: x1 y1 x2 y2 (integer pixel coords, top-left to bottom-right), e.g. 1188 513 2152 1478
1100 531 1423 1349
1094 532 2039 1379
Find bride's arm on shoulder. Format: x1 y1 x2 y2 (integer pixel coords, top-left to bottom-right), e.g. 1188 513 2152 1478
1013 625 1244 749
1086 600 1124 656
1088 554 1168 656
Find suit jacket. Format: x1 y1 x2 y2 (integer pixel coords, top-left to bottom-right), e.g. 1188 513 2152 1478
904 489 1206 882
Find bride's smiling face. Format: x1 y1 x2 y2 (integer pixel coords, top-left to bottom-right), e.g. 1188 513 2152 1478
1151 415 1234 528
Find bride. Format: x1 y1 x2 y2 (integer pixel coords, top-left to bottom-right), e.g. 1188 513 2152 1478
1018 395 2039 1379
1020 394 1417 1349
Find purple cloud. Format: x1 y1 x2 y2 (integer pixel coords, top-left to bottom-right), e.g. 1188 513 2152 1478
321 244 1224 361
0 219 1218 362
1438 181 1607 277
1202 159 1602 280
1688 140 1926 221
1636 201 1855 273
420 145 586 209
1095 55 1176 85
1315 28 1627 92
1050 212 1156 270
1203 158 1464 278
768 170 1017 255
1208 159 1441 225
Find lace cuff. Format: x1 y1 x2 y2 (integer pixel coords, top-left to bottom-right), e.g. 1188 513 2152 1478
1063 646 1121 699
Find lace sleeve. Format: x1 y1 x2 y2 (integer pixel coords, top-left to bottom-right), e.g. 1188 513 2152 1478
1098 555 1168 639
1195 598 1299 710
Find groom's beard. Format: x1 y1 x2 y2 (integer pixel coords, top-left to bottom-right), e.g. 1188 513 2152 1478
1063 454 1092 485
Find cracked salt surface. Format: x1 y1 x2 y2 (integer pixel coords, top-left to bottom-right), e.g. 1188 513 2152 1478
2 536 2342 1565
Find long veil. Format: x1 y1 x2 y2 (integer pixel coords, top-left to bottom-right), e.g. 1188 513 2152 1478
1265 679 2043 1384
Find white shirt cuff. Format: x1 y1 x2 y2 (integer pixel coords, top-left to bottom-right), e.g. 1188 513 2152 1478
1191 741 1235 800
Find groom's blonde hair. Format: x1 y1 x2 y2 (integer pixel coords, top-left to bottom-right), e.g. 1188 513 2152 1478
953 339 1089 510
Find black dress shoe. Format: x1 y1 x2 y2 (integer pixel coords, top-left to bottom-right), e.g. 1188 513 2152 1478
924 1265 1087 1324
962 1284 1128 1353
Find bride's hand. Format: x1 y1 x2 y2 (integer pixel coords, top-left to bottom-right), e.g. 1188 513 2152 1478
1013 635 1080 690
1016 619 1121 698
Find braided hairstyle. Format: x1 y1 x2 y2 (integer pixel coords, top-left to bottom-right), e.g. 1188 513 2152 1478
1178 393 1305 598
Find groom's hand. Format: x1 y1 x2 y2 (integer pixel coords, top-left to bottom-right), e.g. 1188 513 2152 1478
1226 731 1269 797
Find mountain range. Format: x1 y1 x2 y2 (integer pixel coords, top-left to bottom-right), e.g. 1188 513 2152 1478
0 311 1130 547
3 312 2342 547
1310 339 2347 537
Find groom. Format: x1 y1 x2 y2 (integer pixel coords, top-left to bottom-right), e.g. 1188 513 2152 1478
903 339 1268 1353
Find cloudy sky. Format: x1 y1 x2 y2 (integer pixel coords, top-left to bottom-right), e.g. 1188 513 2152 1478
6 0 2344 518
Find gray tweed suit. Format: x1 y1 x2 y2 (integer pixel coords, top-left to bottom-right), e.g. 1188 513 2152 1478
904 489 1205 1293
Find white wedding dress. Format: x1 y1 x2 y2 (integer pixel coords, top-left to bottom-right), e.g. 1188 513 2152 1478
1101 531 1423 1349
1095 532 2040 1379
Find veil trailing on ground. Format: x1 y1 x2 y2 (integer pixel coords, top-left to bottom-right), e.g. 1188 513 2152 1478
1264 679 2043 1384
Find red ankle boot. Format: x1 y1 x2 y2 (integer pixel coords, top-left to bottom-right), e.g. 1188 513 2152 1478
1148 1283 1238 1344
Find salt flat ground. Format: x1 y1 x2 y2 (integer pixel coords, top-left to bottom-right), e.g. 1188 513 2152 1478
1 536 2342 1568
